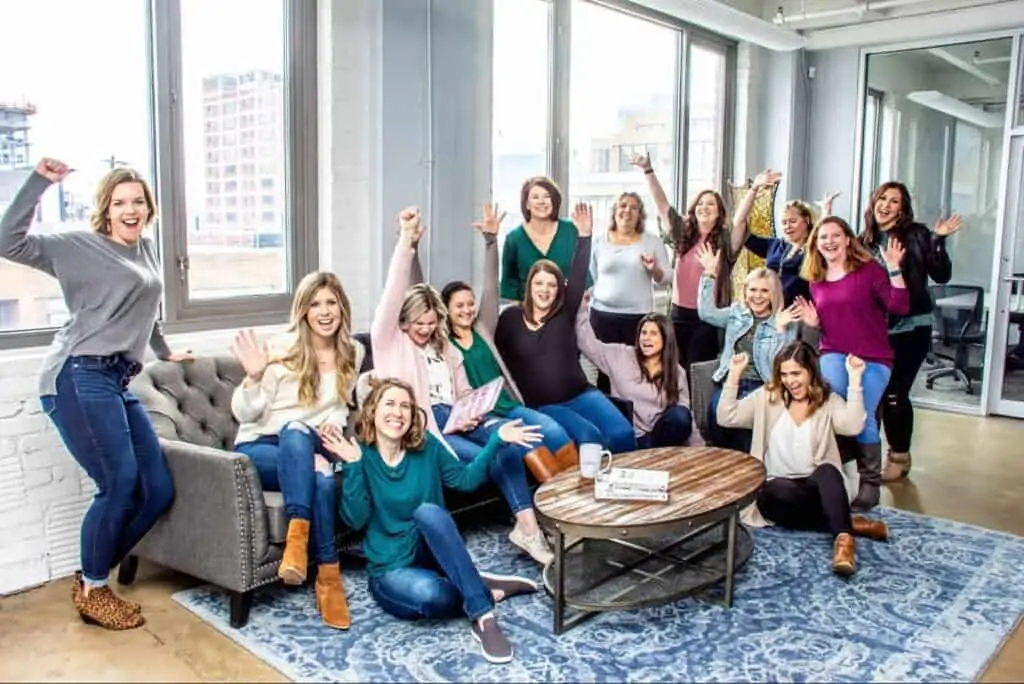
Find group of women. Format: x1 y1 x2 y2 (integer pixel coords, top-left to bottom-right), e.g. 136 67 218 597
0 152 960 665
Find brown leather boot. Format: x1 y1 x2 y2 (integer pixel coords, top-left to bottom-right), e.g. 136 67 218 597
73 572 141 615
554 443 579 471
76 586 145 630
278 518 310 585
315 562 351 630
832 533 856 577
882 451 912 482
851 515 889 542
522 446 559 483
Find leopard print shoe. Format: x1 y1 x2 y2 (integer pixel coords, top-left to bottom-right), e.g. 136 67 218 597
75 586 145 630
72 572 142 615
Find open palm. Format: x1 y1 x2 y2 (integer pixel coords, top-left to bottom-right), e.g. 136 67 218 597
230 329 269 380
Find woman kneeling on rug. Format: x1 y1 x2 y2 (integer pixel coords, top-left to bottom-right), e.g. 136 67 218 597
716 343 889 576
230 272 364 630
333 378 540 664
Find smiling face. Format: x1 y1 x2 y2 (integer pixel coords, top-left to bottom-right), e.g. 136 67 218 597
637 321 664 359
374 386 414 443
614 195 642 232
694 192 720 226
304 286 343 339
447 289 476 333
744 277 773 317
779 359 811 401
529 270 559 313
873 187 904 229
781 206 811 246
107 181 150 246
406 309 439 347
526 184 554 221
816 221 849 265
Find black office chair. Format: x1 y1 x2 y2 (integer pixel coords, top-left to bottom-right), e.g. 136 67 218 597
925 284 986 394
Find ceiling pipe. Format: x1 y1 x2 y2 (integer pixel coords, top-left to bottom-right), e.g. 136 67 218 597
774 0 962 26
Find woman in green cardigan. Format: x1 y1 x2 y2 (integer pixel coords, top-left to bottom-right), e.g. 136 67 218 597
500 175 592 301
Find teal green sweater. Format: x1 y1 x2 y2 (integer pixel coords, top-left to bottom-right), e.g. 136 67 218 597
339 431 499 577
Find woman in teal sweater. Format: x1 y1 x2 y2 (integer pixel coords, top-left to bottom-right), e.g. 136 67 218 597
328 377 541 665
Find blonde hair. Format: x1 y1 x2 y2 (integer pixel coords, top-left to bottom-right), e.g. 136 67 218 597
399 284 449 352
356 377 427 450
274 272 358 407
744 267 785 317
799 216 874 284
783 199 816 229
90 167 158 234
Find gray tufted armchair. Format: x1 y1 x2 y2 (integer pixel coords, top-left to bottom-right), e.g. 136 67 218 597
118 356 290 628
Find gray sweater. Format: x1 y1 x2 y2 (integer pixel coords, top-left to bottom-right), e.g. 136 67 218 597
0 172 172 396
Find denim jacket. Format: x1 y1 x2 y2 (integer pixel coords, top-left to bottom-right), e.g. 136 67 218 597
696 274 798 383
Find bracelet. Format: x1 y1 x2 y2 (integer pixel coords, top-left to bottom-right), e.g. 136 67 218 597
887 268 902 277
644 168 655 175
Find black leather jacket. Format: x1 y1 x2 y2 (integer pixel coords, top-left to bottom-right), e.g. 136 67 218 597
862 221 951 321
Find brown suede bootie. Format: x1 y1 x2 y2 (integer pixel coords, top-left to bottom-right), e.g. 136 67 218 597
832 533 856 577
278 518 311 585
76 586 145 630
522 446 559 483
315 562 351 630
73 572 141 615
851 515 889 542
554 443 580 471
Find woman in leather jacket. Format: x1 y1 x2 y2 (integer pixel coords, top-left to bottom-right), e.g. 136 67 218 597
857 181 963 482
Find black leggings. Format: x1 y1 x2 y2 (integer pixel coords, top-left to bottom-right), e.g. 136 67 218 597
881 326 932 453
589 309 645 394
670 304 721 371
756 464 852 538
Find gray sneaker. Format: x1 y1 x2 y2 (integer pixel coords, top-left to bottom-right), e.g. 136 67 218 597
479 571 538 602
471 615 513 664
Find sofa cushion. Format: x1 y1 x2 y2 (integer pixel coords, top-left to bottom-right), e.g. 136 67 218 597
262 491 288 544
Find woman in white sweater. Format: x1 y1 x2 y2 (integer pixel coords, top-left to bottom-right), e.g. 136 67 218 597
717 341 889 576
230 271 365 630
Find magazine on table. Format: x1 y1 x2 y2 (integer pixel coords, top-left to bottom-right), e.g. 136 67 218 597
443 377 505 433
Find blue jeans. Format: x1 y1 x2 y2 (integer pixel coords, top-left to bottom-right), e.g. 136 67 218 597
432 405 533 514
236 423 338 564
538 388 636 454
367 503 493 621
819 353 891 444
708 378 763 451
41 355 174 586
637 405 693 449
504 404 572 454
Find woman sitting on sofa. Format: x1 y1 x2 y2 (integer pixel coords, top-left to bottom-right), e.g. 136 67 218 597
576 295 701 449
371 206 553 566
440 202 577 482
333 377 540 664
696 245 799 451
229 271 365 630
717 343 889 576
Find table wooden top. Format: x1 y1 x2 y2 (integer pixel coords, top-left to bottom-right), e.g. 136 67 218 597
534 446 766 529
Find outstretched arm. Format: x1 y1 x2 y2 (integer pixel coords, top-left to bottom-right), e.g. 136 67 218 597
371 207 424 344
0 159 73 274
729 170 782 255
473 202 506 335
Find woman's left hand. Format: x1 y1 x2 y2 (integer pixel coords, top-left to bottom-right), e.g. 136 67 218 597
571 203 593 237
497 419 543 448
934 214 963 237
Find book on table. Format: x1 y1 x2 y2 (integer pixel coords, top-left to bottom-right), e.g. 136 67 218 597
594 467 670 502
442 377 505 433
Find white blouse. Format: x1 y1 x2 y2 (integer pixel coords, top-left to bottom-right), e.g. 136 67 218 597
765 411 815 480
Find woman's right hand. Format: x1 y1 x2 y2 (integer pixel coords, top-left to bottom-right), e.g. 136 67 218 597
696 242 719 276
727 352 749 381
399 206 425 247
230 329 269 381
472 202 506 237
845 354 866 385
36 158 72 184
792 296 819 328
497 419 543 448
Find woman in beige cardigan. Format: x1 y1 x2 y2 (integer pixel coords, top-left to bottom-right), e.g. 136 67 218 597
717 341 889 576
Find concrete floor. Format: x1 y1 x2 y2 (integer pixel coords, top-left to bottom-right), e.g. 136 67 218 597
1 408 1022 682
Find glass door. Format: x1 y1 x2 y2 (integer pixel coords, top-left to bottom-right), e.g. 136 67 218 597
990 134 1024 418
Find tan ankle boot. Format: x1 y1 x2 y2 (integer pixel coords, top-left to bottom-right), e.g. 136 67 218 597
76 586 145 630
554 443 579 471
851 515 889 542
315 562 350 630
832 533 856 577
522 446 559 483
278 518 310 585
882 451 912 482
73 572 141 615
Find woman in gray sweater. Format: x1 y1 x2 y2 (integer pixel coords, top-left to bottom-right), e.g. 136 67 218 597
0 158 191 630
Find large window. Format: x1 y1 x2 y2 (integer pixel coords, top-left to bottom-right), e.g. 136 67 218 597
0 0 316 345
568 1 678 233
685 41 728 204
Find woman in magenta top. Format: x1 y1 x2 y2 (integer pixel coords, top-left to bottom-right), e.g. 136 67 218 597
795 216 909 511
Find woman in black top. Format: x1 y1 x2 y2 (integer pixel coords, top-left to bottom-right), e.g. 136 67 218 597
857 181 962 481
495 203 636 455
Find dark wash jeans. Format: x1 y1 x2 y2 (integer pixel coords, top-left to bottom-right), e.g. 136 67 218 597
368 503 493 621
41 355 174 585
236 423 338 564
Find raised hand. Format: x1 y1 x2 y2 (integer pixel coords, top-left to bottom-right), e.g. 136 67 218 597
727 352 750 380
230 329 269 381
640 252 657 273
845 354 866 384
399 206 425 246
934 214 963 237
793 296 819 328
821 191 841 216
884 236 906 271
774 302 801 331
472 202 507 236
630 153 652 172
35 158 72 183
571 202 593 237
696 242 719 276
497 419 543 448
320 426 362 464
752 169 783 189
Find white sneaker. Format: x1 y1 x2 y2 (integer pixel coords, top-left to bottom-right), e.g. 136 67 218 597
509 526 554 566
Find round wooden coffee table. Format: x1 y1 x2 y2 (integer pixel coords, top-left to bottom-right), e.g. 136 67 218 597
534 446 765 634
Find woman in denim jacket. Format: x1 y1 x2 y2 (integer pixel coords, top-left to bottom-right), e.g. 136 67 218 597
695 244 800 451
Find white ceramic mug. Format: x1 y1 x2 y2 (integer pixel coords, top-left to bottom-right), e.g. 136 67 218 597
579 443 613 479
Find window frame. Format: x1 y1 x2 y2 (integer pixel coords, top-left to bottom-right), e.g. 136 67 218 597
0 0 317 350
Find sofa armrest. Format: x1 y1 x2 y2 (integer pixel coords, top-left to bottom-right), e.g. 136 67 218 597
689 360 719 443
132 438 273 594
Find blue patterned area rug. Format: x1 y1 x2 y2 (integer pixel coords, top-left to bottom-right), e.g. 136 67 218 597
172 507 1024 682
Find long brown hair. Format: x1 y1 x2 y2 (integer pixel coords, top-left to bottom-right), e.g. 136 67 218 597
90 167 158 234
859 181 915 249
765 341 830 413
633 313 681 407
672 190 727 257
276 272 358 407
355 377 428 451
609 192 647 234
521 259 566 325
800 216 875 283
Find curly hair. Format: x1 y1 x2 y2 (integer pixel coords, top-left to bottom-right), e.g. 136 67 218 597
355 377 428 451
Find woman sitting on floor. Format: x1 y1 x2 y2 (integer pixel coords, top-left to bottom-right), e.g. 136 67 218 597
333 377 540 665
576 294 702 449
716 343 889 576
229 271 364 630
